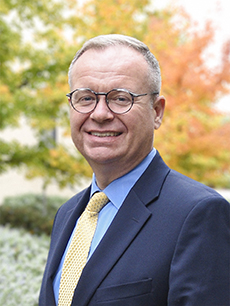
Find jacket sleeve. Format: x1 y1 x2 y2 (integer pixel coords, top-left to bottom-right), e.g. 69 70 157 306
168 196 230 306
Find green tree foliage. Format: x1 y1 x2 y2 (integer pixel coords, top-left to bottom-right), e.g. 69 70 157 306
0 0 91 188
0 0 229 188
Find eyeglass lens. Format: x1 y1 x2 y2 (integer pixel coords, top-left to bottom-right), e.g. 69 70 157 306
71 89 133 114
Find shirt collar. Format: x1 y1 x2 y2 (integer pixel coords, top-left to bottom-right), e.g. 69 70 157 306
91 148 156 210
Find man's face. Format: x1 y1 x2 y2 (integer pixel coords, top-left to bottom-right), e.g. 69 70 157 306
69 46 164 175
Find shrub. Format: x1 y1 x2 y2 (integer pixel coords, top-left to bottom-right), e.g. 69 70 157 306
0 226 49 306
0 193 67 235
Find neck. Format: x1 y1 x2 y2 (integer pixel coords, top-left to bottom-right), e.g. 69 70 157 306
89 153 151 190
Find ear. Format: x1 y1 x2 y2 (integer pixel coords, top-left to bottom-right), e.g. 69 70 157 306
153 96 165 130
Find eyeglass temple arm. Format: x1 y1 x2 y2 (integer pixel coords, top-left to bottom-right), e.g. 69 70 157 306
66 91 159 99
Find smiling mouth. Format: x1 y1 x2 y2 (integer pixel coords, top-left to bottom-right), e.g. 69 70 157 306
89 132 121 137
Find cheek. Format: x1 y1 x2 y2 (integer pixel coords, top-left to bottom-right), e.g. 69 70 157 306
136 115 155 144
69 110 75 128
70 111 85 132
70 118 77 137
129 110 154 134
70 115 84 146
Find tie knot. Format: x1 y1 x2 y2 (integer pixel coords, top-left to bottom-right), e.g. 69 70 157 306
87 192 109 213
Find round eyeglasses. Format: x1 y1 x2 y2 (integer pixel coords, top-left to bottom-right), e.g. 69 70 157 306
66 88 159 114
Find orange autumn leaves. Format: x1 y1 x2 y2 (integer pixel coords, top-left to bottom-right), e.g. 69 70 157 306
1 0 229 188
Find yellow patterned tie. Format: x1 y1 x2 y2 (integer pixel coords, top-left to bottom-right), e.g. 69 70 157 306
58 192 109 306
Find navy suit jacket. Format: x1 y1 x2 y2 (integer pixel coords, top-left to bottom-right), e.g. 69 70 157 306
39 152 230 306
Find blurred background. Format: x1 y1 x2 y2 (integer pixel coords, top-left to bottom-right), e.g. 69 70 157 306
0 0 229 304
1 0 230 200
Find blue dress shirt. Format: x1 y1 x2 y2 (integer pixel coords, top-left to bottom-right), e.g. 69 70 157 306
53 148 156 305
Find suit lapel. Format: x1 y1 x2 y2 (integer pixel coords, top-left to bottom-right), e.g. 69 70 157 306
42 187 91 305
72 152 170 306
134 151 170 205
72 191 151 305
48 188 91 277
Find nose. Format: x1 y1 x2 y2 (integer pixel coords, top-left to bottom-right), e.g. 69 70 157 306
90 95 114 122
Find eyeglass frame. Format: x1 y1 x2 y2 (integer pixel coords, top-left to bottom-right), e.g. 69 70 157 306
66 88 159 114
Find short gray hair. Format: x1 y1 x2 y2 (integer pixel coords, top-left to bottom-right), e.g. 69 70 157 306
68 34 161 93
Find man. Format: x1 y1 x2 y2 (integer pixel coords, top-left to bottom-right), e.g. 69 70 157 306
39 34 230 306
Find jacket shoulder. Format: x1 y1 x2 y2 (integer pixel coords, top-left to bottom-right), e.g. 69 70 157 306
57 186 91 214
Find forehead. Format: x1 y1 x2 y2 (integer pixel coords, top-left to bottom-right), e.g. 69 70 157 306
70 46 149 89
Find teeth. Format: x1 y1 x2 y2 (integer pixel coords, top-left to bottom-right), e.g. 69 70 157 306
90 132 120 137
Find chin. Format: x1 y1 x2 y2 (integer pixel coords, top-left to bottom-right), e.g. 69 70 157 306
87 150 123 166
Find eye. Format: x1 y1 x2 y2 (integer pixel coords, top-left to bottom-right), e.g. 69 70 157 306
79 96 95 103
72 91 96 105
116 96 128 102
109 91 131 105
